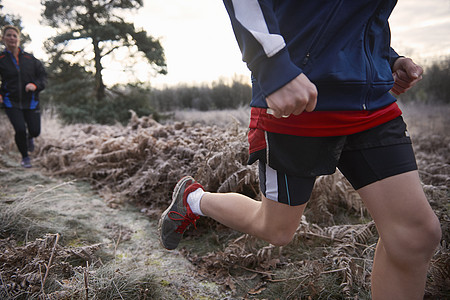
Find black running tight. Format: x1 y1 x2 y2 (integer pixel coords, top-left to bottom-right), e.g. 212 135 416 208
5 108 41 158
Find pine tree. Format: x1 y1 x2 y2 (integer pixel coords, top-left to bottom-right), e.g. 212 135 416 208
42 0 167 101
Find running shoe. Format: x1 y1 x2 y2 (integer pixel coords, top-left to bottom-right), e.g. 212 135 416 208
158 176 203 250
21 157 32 168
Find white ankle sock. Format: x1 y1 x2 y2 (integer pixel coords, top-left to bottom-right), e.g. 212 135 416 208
187 188 206 216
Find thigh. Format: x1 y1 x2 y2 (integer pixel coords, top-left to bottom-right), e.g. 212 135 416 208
5 108 26 133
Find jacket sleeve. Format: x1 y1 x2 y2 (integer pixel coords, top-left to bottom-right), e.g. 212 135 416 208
33 57 47 92
388 47 402 70
223 0 302 97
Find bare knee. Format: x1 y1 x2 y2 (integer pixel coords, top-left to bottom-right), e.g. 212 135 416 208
410 215 441 258
261 227 296 246
421 216 442 254
255 213 301 246
253 196 306 246
384 216 441 266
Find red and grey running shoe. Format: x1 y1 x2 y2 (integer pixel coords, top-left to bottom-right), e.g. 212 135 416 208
158 176 203 250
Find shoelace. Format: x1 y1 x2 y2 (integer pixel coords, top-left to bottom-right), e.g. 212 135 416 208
168 181 204 234
168 211 199 234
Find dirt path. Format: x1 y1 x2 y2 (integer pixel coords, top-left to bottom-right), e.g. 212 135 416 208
0 154 229 299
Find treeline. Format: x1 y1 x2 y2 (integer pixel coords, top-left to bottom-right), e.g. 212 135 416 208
40 56 449 125
149 77 251 112
40 62 252 125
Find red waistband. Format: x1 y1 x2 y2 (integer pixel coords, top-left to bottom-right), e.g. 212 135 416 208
249 102 402 137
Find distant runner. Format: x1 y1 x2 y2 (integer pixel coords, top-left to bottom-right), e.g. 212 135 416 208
0 25 47 168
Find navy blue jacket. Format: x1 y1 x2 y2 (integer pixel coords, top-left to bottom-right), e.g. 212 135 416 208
0 48 47 109
223 0 400 111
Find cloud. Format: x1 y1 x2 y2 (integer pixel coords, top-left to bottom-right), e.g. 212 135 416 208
390 0 450 61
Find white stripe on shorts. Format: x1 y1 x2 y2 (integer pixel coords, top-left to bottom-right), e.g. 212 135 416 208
265 164 279 202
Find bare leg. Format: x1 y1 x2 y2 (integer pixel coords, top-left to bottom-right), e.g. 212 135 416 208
357 171 441 300
200 192 306 246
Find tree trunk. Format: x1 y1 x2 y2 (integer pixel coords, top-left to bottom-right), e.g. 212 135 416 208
92 37 105 101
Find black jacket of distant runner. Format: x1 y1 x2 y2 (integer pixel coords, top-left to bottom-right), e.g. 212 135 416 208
0 48 47 109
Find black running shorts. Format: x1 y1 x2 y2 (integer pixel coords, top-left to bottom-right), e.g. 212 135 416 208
249 116 418 206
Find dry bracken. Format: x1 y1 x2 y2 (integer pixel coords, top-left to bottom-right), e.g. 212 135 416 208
0 108 448 299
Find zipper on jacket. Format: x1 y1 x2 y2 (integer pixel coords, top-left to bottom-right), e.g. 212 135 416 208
363 14 378 111
17 59 23 109
302 0 343 67
9 52 23 109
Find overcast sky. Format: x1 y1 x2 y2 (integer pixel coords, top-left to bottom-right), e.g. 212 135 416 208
3 0 450 87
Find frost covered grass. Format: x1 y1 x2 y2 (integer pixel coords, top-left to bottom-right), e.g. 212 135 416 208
0 103 448 299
